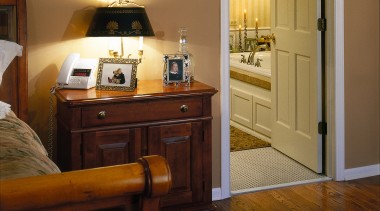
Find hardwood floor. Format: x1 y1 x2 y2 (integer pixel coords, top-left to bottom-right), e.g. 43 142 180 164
213 175 380 210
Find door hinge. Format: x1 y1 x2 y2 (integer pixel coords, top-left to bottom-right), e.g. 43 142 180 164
318 121 327 135
318 18 327 31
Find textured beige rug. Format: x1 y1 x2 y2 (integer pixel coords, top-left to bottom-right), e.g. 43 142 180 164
230 126 271 152
230 147 327 192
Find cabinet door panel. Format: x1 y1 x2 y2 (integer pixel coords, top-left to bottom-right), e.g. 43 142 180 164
148 122 203 207
83 128 142 169
161 136 191 192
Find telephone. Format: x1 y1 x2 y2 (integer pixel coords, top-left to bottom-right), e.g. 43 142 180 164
57 53 98 89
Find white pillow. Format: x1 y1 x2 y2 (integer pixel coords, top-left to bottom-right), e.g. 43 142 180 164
0 101 11 119
0 40 23 85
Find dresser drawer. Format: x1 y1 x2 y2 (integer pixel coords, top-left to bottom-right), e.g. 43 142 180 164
81 97 203 128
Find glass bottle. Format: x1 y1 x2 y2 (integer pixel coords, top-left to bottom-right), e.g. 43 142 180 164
178 27 194 85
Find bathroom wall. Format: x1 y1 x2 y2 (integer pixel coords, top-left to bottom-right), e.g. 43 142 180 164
344 0 380 168
26 0 221 186
229 0 270 52
230 0 270 28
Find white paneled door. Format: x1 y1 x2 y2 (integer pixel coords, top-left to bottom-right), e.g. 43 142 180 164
270 0 322 173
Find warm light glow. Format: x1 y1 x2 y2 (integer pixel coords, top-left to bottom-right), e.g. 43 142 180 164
239 25 242 29
138 36 143 50
108 37 120 52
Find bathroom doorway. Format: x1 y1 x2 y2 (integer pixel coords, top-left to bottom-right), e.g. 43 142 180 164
230 0 325 195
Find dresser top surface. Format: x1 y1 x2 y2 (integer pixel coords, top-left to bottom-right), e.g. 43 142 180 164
55 80 217 105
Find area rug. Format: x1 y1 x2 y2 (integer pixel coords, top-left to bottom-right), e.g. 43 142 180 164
230 126 271 152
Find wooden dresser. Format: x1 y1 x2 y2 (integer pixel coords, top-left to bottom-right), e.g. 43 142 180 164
55 80 217 210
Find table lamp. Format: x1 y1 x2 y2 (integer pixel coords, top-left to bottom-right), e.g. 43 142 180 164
86 0 154 62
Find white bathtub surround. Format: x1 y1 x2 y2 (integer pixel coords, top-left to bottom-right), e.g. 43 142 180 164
230 78 271 140
230 51 271 77
230 49 272 140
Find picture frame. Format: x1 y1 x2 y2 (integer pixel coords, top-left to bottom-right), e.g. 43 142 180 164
163 54 190 85
96 58 139 91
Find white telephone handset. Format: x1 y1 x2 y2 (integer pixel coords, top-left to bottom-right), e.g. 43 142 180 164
57 53 98 89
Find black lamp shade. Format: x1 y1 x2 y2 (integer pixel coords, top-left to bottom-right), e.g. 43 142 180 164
86 7 155 37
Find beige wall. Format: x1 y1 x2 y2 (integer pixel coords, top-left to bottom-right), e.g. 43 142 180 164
26 0 222 186
26 0 380 192
345 0 380 168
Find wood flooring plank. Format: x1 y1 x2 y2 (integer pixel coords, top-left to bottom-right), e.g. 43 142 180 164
276 186 323 210
213 176 380 211
324 181 380 210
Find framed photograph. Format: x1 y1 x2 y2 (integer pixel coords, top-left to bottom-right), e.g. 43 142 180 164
163 54 190 85
96 58 139 91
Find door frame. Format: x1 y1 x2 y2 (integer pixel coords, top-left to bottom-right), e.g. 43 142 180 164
219 0 345 199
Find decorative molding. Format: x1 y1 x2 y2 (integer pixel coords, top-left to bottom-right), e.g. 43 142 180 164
231 177 331 195
220 0 231 200
344 164 380 181
212 188 222 201
334 0 345 181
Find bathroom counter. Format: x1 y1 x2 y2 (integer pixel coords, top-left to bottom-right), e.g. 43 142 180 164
230 67 271 90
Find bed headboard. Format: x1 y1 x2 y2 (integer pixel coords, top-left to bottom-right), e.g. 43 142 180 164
0 0 28 122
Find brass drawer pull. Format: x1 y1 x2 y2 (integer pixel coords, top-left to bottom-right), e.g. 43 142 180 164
97 111 106 119
180 105 189 113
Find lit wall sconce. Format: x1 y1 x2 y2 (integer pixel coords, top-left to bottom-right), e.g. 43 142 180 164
86 0 154 62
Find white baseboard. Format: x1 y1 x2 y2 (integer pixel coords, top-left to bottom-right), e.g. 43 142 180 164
212 188 222 201
344 164 380 181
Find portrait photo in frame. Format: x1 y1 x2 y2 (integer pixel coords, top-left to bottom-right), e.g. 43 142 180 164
163 54 190 85
96 58 139 91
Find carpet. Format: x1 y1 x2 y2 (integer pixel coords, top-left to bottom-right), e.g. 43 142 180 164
230 126 271 152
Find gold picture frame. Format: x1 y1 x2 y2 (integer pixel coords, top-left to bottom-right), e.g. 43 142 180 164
96 58 139 91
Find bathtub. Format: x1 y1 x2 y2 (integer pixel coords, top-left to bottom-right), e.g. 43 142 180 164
230 51 271 77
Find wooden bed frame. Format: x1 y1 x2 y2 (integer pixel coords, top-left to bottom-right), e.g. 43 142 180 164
0 0 28 122
1 156 172 210
0 1 172 210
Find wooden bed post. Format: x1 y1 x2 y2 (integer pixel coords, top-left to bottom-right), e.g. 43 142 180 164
138 156 172 211
0 155 171 211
